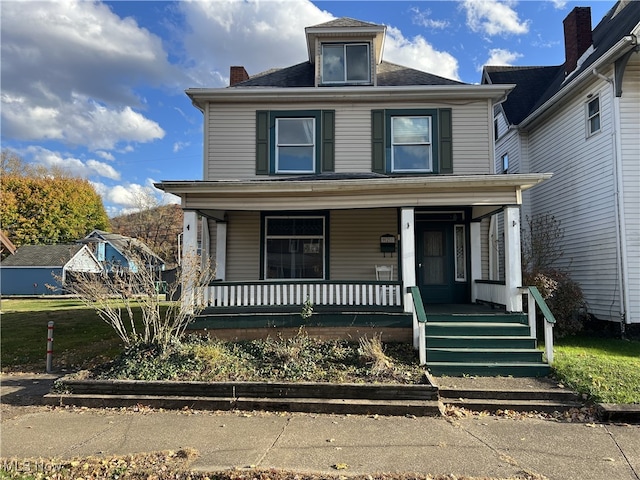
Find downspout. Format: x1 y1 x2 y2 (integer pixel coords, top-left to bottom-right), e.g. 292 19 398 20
592 68 630 326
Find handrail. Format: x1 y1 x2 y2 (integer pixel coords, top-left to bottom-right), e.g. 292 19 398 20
408 286 427 365
523 286 556 365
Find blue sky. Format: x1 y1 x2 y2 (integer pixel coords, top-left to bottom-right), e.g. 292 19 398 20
1 0 614 217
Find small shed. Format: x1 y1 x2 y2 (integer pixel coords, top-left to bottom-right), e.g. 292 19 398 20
0 244 102 295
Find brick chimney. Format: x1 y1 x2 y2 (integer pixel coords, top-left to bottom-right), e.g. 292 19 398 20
563 7 592 76
230 66 249 86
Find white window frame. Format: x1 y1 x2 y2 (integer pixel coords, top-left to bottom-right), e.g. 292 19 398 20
502 153 509 174
264 215 325 280
391 115 432 173
586 95 601 137
454 224 466 282
275 117 316 174
321 43 371 84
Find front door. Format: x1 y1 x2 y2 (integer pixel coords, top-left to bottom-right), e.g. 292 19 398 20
417 222 469 304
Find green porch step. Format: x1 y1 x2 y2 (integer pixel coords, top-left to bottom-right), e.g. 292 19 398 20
427 347 544 363
427 313 527 324
426 322 531 337
427 362 551 377
427 335 537 349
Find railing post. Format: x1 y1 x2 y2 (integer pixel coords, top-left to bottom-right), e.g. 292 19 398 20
545 322 554 365
527 289 537 340
418 320 426 365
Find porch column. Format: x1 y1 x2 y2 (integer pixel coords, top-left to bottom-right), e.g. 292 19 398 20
182 211 199 312
470 221 482 303
401 208 417 346
504 206 523 312
215 221 227 280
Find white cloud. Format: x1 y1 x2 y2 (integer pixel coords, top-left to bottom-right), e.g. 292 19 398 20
178 0 332 87
92 179 181 217
482 48 523 69
549 0 568 9
0 0 177 150
410 7 450 30
384 27 460 81
173 141 190 153
462 0 530 36
22 146 121 180
95 150 115 161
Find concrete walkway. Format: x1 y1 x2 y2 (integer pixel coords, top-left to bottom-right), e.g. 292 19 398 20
2 373 639 480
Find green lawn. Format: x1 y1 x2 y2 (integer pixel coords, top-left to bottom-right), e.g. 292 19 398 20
552 336 640 404
1 298 126 372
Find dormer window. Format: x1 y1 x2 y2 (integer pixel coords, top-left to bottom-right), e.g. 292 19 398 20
321 43 370 84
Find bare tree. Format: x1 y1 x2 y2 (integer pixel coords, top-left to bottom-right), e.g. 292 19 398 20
51 249 214 349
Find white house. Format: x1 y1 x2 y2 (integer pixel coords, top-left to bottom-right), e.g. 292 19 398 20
483 1 639 328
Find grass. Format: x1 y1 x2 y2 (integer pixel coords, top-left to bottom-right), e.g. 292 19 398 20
1 299 133 372
552 335 640 404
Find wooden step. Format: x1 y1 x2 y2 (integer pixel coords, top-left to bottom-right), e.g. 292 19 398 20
427 347 544 363
427 335 537 349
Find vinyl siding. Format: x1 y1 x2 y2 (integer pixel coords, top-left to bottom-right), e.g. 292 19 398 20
330 208 398 280
620 52 640 323
206 99 493 179
527 74 621 321
225 211 261 281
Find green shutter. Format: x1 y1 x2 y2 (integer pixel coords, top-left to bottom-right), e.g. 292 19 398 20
256 110 269 175
439 108 453 174
321 110 335 172
371 109 385 173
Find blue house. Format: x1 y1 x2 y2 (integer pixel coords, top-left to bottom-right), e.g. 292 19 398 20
0 244 102 295
81 230 165 273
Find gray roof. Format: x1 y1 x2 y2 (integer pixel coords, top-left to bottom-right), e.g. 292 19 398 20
308 17 382 29
485 1 640 125
84 230 165 265
233 60 464 88
1 244 86 267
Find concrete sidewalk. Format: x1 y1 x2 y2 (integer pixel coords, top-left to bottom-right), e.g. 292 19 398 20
1 374 639 480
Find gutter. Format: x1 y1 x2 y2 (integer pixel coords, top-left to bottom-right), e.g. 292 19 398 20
519 35 637 130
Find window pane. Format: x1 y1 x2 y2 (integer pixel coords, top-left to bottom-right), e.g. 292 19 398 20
277 118 314 145
393 145 431 171
322 45 344 82
267 218 323 236
392 117 430 143
277 146 314 172
588 98 599 117
346 44 369 81
265 217 324 279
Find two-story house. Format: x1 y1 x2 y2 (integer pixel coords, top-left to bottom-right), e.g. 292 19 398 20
157 18 552 376
483 1 639 330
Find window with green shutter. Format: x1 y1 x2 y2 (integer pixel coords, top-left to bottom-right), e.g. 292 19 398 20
256 110 335 175
371 108 452 174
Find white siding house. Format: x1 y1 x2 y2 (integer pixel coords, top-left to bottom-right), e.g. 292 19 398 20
484 2 640 326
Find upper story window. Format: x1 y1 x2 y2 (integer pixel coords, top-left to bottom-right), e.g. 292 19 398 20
321 43 370 84
372 108 453 175
391 116 432 172
586 95 600 136
501 153 509 174
276 117 315 173
256 110 335 176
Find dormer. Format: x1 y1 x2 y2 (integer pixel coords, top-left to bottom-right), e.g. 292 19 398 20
305 17 386 87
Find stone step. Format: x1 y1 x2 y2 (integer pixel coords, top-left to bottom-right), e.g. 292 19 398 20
426 362 551 377
44 393 443 417
438 387 581 402
441 397 583 414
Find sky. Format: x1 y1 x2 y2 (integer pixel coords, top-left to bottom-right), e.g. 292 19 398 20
0 0 615 218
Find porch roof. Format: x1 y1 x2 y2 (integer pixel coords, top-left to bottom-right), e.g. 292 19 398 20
155 173 551 217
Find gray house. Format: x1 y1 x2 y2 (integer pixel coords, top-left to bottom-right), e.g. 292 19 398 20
0 244 102 295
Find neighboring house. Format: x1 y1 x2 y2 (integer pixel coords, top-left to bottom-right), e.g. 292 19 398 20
0 244 102 295
157 18 553 375
81 230 166 273
483 1 639 327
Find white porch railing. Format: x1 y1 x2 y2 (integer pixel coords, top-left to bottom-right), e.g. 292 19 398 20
198 281 403 309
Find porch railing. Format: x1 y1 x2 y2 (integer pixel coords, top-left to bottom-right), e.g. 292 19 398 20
522 286 556 365
408 286 427 366
199 280 403 309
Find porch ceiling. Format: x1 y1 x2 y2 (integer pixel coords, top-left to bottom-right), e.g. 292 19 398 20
156 173 552 213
